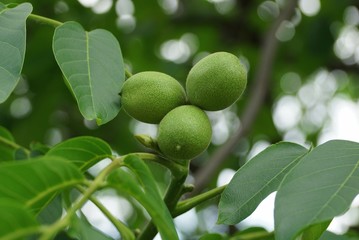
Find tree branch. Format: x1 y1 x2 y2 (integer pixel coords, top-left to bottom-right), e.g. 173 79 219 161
190 0 299 196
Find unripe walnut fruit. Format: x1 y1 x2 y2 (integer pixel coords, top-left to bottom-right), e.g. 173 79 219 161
157 105 212 160
121 71 187 124
186 52 247 111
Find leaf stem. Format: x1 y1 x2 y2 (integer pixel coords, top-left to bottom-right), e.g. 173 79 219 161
76 186 135 240
132 152 184 176
0 136 30 155
39 157 124 240
173 185 226 217
125 69 133 79
28 13 63 28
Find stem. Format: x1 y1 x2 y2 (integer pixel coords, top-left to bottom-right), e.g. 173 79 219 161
125 69 133 79
137 160 190 240
76 186 135 240
39 158 123 240
28 14 63 28
132 152 183 176
173 185 226 217
0 136 30 155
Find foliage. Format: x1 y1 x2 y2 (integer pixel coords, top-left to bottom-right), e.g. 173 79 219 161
1 1 359 240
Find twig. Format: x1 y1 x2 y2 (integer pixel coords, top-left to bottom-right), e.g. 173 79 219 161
173 185 226 217
190 0 299 196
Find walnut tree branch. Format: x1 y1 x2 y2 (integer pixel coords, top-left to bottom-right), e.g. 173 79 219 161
190 0 299 196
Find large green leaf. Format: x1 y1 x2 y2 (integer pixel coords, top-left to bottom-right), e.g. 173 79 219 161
0 199 39 240
0 125 16 161
108 155 179 240
46 136 112 171
52 21 125 125
275 140 359 240
218 142 308 224
0 3 32 103
0 156 84 213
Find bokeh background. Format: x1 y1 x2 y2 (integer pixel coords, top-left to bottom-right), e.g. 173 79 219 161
2 0 359 239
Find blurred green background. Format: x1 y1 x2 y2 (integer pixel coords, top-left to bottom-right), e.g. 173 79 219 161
2 0 359 238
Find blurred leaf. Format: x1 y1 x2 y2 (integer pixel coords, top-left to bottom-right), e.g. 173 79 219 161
0 199 39 239
30 142 50 157
52 21 125 125
108 154 179 240
0 156 84 213
54 231 77 240
199 233 227 240
14 147 29 160
232 227 274 240
37 195 62 225
218 142 308 224
301 221 331 240
0 125 15 161
0 125 14 141
46 136 112 171
318 231 352 240
68 214 112 240
0 2 32 103
275 140 359 240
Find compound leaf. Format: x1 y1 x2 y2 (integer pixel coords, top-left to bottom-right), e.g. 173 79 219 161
0 3 32 103
53 21 125 125
0 156 84 214
218 142 308 224
46 136 112 171
275 140 359 240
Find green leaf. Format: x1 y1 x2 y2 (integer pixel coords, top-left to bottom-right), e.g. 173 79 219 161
108 155 179 240
218 142 308 224
68 214 112 240
46 136 113 171
199 233 227 240
30 142 50 157
52 21 125 125
0 156 84 213
14 147 30 160
0 199 39 240
318 231 352 240
232 227 274 240
274 140 359 240
37 195 63 224
0 3 32 103
301 221 331 240
0 125 16 161
0 125 14 142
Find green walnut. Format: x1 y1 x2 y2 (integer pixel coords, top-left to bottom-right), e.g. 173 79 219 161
186 52 247 111
121 71 187 124
157 105 212 160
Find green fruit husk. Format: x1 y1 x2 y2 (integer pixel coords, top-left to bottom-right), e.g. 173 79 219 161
121 71 187 124
157 105 212 160
186 52 247 111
